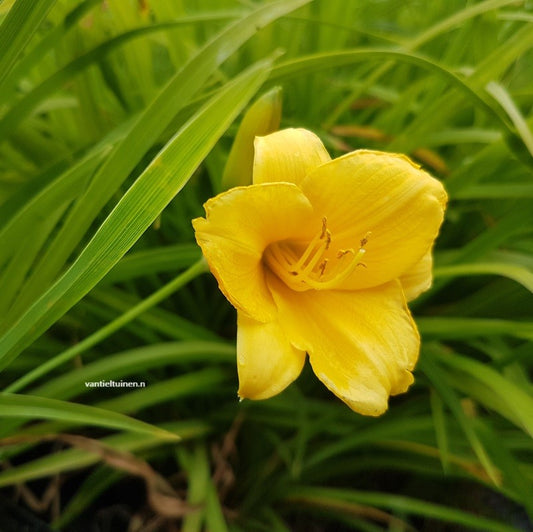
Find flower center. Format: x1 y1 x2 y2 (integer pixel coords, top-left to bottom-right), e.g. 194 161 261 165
264 217 369 291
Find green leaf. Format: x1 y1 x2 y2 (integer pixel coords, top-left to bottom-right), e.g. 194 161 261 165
6 0 310 325
0 0 58 91
0 420 208 488
418 318 533 340
52 465 122 529
453 184 533 199
96 369 230 414
434 350 533 438
101 244 201 284
1 343 234 454
271 49 514 134
419 356 501 485
0 56 272 368
486 81 533 158
0 393 178 439
179 443 212 532
430 390 450 474
0 143 110 267
0 4 235 106
407 0 524 49
1 370 230 458
0 19 240 137
0 204 67 313
434 262 533 293
285 486 520 532
7 341 233 398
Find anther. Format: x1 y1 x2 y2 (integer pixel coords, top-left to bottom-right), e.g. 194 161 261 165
324 230 331 249
337 249 351 259
320 217 328 238
360 231 372 248
263 222 371 291
319 259 328 276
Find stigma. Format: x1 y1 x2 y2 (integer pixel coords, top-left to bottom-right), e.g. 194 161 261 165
264 218 369 291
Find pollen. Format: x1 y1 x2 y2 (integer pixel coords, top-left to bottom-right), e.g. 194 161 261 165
264 219 369 291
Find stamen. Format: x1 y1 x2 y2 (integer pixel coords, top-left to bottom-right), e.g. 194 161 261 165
324 229 331 249
336 249 351 258
320 217 328 238
293 230 325 270
263 219 370 291
360 231 372 248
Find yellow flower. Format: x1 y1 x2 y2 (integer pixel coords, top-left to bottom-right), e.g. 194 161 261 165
193 128 447 416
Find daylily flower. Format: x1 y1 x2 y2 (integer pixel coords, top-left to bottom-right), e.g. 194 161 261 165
193 128 447 416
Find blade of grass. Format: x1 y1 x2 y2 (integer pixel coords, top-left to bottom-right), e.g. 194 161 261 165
0 0 100 103
418 206 533 302
305 417 435 470
205 478 230 532
476 423 533 519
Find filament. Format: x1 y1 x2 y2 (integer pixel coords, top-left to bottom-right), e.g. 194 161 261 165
264 218 369 291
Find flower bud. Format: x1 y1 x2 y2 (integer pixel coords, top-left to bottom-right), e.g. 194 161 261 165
221 86 282 190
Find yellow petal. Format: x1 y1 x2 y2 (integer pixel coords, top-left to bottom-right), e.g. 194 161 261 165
300 150 447 290
268 273 420 416
400 249 433 301
193 183 316 322
237 312 306 400
253 128 331 186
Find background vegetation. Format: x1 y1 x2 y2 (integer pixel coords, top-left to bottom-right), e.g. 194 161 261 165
0 0 532 530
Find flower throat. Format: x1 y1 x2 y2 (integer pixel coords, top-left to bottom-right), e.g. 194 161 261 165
264 217 369 291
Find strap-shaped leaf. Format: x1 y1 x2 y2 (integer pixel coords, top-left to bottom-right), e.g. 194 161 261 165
0 393 178 439
0 0 57 90
0 57 272 368
5 0 310 324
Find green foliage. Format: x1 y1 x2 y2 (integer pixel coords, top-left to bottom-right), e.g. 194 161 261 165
0 0 532 530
